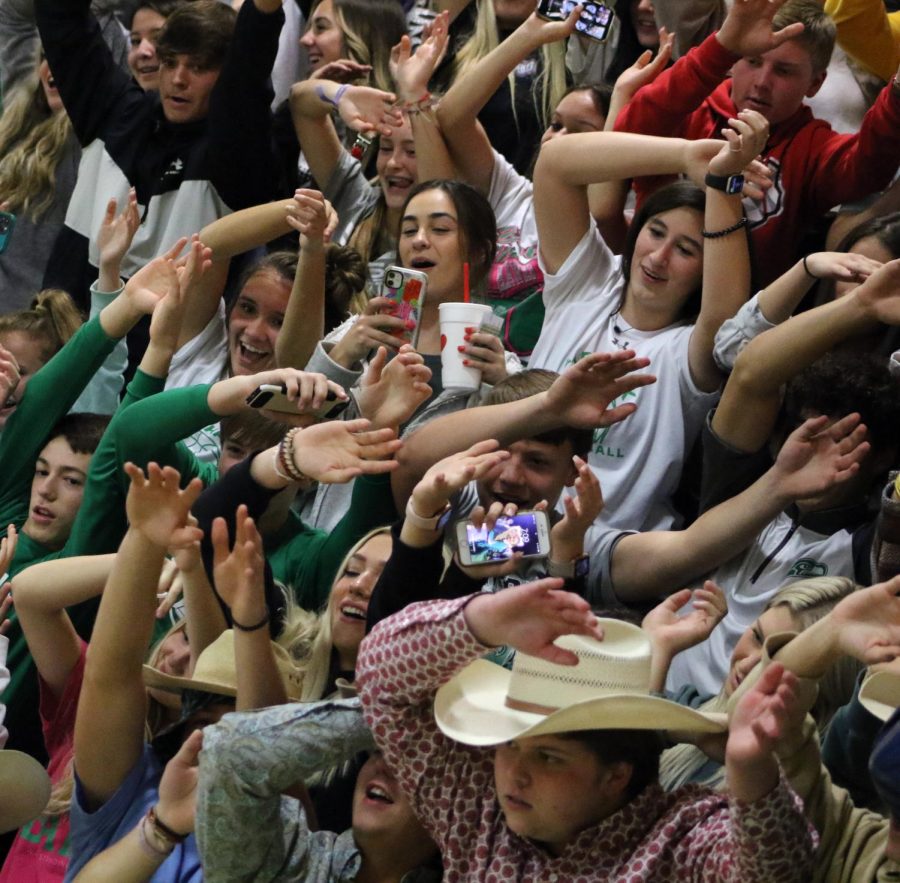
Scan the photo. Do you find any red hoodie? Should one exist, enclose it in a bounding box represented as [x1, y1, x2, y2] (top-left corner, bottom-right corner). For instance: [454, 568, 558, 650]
[615, 33, 900, 285]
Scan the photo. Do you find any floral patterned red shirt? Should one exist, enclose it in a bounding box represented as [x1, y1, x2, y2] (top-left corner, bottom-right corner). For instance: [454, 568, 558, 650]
[357, 596, 817, 883]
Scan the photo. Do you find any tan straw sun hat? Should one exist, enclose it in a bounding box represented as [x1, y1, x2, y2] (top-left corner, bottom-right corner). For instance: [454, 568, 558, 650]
[0, 749, 51, 833]
[435, 618, 727, 746]
[143, 629, 305, 701]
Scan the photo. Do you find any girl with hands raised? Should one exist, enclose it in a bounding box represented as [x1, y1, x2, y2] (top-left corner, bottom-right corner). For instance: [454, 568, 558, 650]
[530, 110, 767, 534]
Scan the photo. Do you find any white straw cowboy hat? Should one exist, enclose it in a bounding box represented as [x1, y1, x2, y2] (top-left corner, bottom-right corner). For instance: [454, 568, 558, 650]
[435, 618, 727, 746]
[860, 669, 900, 722]
[143, 629, 305, 701]
[0, 749, 51, 833]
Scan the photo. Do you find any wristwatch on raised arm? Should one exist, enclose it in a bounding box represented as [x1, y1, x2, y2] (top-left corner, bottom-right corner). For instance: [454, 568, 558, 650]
[704, 172, 745, 194]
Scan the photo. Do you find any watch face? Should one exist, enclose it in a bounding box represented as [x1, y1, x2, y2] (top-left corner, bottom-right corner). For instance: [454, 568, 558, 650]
[725, 176, 744, 195]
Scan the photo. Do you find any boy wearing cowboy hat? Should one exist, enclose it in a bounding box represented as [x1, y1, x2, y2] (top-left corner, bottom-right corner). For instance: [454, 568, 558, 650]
[356, 579, 816, 881]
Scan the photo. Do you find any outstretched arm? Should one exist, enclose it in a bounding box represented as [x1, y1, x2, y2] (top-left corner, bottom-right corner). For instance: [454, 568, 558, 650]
[610, 413, 870, 601]
[12, 550, 114, 698]
[688, 110, 768, 392]
[534, 130, 724, 273]
[275, 190, 329, 370]
[392, 350, 656, 509]
[436, 8, 580, 192]
[73, 464, 202, 810]
[713, 258, 900, 453]
[390, 13, 455, 182]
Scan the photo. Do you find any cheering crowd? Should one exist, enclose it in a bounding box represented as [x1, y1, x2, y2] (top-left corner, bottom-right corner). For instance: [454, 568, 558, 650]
[1, 0, 900, 878]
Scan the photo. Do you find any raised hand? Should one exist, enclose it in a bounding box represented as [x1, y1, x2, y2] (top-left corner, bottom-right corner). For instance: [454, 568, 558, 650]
[543, 350, 656, 430]
[726, 662, 800, 765]
[212, 368, 347, 421]
[612, 28, 674, 104]
[211, 505, 266, 626]
[800, 251, 884, 283]
[356, 344, 433, 431]
[706, 109, 769, 177]
[310, 58, 372, 83]
[0, 346, 20, 412]
[716, 0, 805, 59]
[97, 189, 140, 281]
[642, 581, 728, 657]
[390, 11, 449, 101]
[156, 729, 203, 838]
[463, 578, 604, 664]
[285, 189, 329, 246]
[411, 439, 510, 515]
[853, 258, 900, 325]
[290, 418, 402, 483]
[551, 456, 603, 561]
[120, 238, 186, 318]
[124, 462, 204, 550]
[337, 84, 403, 137]
[830, 575, 900, 664]
[770, 413, 869, 501]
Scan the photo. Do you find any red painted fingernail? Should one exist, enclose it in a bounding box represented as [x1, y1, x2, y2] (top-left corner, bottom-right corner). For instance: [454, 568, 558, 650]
[465, 326, 476, 333]
[406, 320, 416, 329]
[457, 345, 466, 352]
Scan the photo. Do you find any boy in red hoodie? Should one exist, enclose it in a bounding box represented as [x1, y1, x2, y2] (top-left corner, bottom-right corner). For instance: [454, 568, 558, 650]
[615, 0, 900, 284]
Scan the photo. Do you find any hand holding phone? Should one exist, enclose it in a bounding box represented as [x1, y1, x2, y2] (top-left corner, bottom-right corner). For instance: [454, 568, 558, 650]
[246, 383, 350, 419]
[456, 509, 551, 566]
[380, 266, 428, 349]
[536, 0, 615, 42]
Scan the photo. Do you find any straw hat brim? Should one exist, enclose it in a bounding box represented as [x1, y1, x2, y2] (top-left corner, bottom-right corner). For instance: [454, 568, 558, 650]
[0, 750, 51, 833]
[859, 670, 900, 723]
[435, 659, 727, 747]
[142, 664, 236, 699]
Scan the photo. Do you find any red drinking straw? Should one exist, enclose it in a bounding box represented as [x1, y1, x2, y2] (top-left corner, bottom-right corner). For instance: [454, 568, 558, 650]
[463, 262, 470, 303]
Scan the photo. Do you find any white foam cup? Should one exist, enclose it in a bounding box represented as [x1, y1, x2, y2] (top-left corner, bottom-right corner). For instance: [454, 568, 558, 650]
[439, 302, 493, 391]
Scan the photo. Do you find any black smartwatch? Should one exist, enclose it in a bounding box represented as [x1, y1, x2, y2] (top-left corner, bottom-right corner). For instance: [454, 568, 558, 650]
[704, 172, 745, 194]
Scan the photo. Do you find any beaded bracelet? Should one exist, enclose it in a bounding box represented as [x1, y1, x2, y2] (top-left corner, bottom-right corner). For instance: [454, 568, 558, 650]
[276, 428, 309, 484]
[272, 447, 293, 483]
[700, 217, 747, 239]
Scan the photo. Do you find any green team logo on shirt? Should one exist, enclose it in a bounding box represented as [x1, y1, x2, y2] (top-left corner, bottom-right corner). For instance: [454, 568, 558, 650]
[787, 558, 828, 578]
[592, 390, 638, 459]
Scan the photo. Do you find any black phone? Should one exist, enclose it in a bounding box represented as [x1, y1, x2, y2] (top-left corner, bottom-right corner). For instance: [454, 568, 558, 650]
[245, 384, 350, 419]
[536, 0, 615, 42]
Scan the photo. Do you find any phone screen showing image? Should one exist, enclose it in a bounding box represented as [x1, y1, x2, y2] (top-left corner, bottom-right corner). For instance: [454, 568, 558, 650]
[465, 513, 544, 564]
[538, 0, 614, 41]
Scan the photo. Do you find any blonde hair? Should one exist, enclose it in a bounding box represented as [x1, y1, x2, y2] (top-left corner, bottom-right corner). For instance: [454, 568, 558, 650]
[0, 68, 72, 220]
[0, 289, 83, 362]
[277, 527, 392, 700]
[659, 576, 861, 792]
[346, 191, 395, 271]
[450, 0, 566, 134]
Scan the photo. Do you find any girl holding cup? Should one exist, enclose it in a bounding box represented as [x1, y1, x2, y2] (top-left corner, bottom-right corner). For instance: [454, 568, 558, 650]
[309, 179, 522, 395]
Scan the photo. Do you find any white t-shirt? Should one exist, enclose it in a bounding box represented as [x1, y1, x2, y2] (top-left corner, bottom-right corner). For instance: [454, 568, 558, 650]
[165, 301, 228, 463]
[529, 223, 718, 534]
[665, 512, 857, 696]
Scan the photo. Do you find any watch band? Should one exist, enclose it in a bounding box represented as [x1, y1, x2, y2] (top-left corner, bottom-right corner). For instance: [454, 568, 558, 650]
[704, 172, 745, 195]
[404, 498, 451, 532]
[546, 555, 590, 579]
